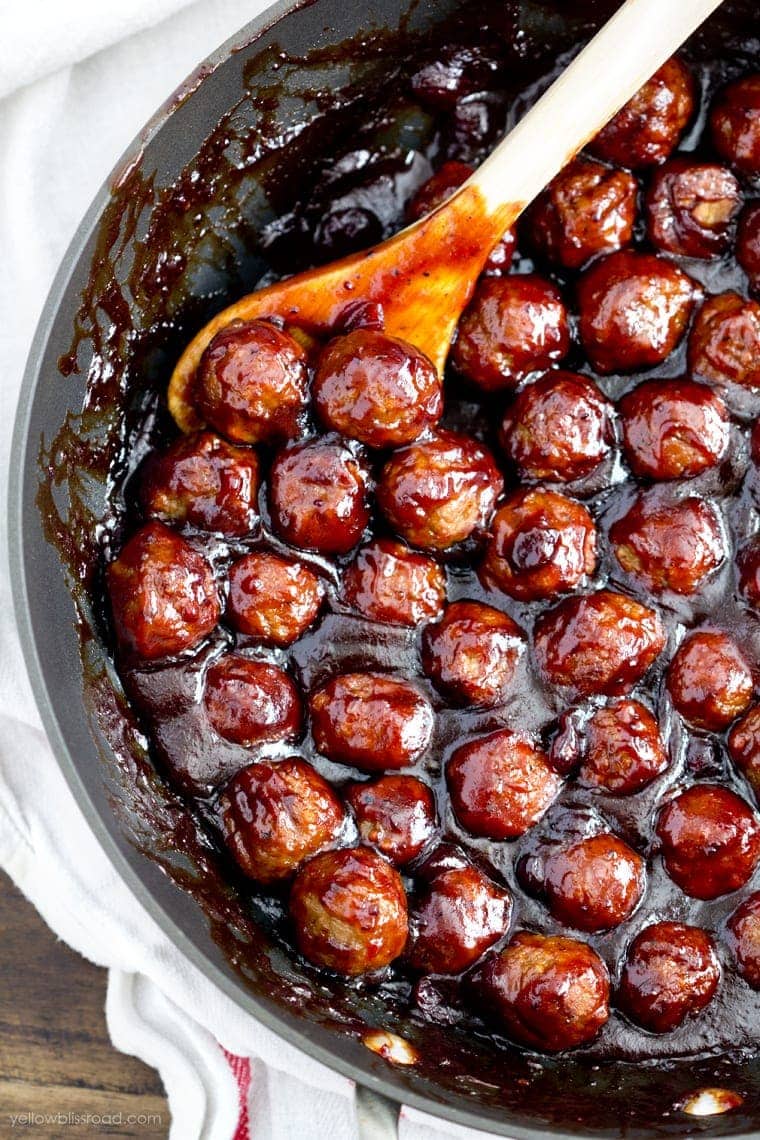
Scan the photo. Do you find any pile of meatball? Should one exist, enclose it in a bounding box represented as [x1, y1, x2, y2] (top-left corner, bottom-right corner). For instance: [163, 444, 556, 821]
[107, 56, 760, 1055]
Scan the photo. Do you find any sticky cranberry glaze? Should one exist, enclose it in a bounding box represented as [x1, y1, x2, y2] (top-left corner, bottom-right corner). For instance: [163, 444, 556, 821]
[102, 27, 760, 1065]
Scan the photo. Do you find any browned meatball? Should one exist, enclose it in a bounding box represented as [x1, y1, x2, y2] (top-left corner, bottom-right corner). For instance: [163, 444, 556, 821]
[499, 372, 612, 484]
[204, 655, 302, 747]
[619, 378, 729, 481]
[667, 630, 753, 730]
[710, 75, 760, 179]
[687, 292, 760, 390]
[577, 251, 699, 374]
[533, 590, 665, 697]
[526, 158, 638, 269]
[421, 601, 525, 706]
[726, 892, 760, 987]
[729, 704, 760, 803]
[406, 864, 511, 974]
[310, 672, 434, 771]
[738, 203, 760, 293]
[219, 758, 344, 883]
[269, 437, 371, 555]
[479, 489, 596, 602]
[452, 275, 570, 392]
[656, 784, 760, 899]
[472, 932, 610, 1052]
[312, 330, 442, 449]
[139, 432, 260, 537]
[289, 847, 407, 975]
[618, 922, 720, 1033]
[376, 430, 502, 551]
[195, 319, 309, 444]
[346, 775, 436, 865]
[107, 521, 220, 660]
[738, 537, 760, 609]
[645, 160, 742, 259]
[540, 833, 645, 932]
[226, 552, 324, 646]
[341, 539, 446, 627]
[588, 57, 695, 168]
[580, 700, 668, 795]
[406, 162, 516, 270]
[610, 493, 725, 596]
[446, 729, 562, 840]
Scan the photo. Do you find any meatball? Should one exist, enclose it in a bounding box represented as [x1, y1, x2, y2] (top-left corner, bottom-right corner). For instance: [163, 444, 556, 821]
[107, 521, 220, 659]
[446, 729, 562, 840]
[580, 700, 668, 795]
[618, 922, 720, 1033]
[203, 655, 302, 747]
[421, 601, 525, 706]
[499, 372, 612, 484]
[728, 704, 760, 797]
[226, 552, 324, 646]
[376, 430, 502, 551]
[346, 775, 436, 865]
[452, 275, 570, 392]
[195, 319, 308, 444]
[737, 203, 760, 293]
[588, 57, 695, 168]
[577, 251, 699, 374]
[656, 784, 760, 899]
[710, 74, 760, 179]
[410, 44, 501, 111]
[341, 538, 446, 627]
[533, 589, 665, 697]
[310, 672, 434, 771]
[610, 493, 725, 596]
[687, 292, 760, 390]
[269, 437, 371, 555]
[406, 162, 516, 270]
[138, 431, 260, 537]
[738, 537, 760, 608]
[526, 158, 638, 270]
[479, 489, 596, 602]
[539, 833, 645, 932]
[312, 330, 442, 449]
[619, 378, 729, 481]
[645, 159, 742, 259]
[726, 892, 760, 987]
[406, 863, 511, 974]
[471, 932, 610, 1052]
[667, 630, 753, 730]
[289, 847, 407, 975]
[219, 757, 344, 883]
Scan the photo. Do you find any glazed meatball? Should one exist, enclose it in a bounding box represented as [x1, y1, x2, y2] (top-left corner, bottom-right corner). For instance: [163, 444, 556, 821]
[421, 601, 525, 706]
[619, 378, 729, 480]
[310, 672, 434, 771]
[726, 892, 760, 987]
[533, 590, 665, 697]
[226, 552, 324, 646]
[526, 158, 638, 270]
[539, 833, 645, 932]
[656, 784, 760, 899]
[107, 521, 220, 659]
[452, 275, 570, 392]
[204, 655, 302, 747]
[138, 432, 260, 537]
[728, 704, 760, 797]
[577, 251, 699, 374]
[376, 430, 502, 551]
[195, 319, 309, 444]
[687, 292, 760, 390]
[269, 437, 371, 555]
[618, 922, 720, 1033]
[219, 758, 344, 884]
[645, 159, 742, 259]
[312, 330, 442, 449]
[580, 700, 668, 795]
[737, 203, 760, 293]
[406, 162, 516, 270]
[480, 489, 596, 602]
[406, 863, 511, 974]
[588, 57, 695, 168]
[472, 932, 610, 1052]
[610, 493, 725, 595]
[667, 630, 753, 730]
[410, 43, 501, 110]
[341, 539, 446, 627]
[346, 775, 436, 865]
[499, 372, 612, 484]
[738, 537, 760, 608]
[446, 729, 562, 840]
[289, 847, 408, 975]
[710, 74, 760, 179]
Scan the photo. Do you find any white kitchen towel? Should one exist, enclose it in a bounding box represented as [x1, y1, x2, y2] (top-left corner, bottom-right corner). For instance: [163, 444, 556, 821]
[0, 3, 497, 1139]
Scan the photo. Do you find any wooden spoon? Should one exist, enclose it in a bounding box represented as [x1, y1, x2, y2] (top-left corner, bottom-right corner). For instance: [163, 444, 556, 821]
[168, 0, 724, 432]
